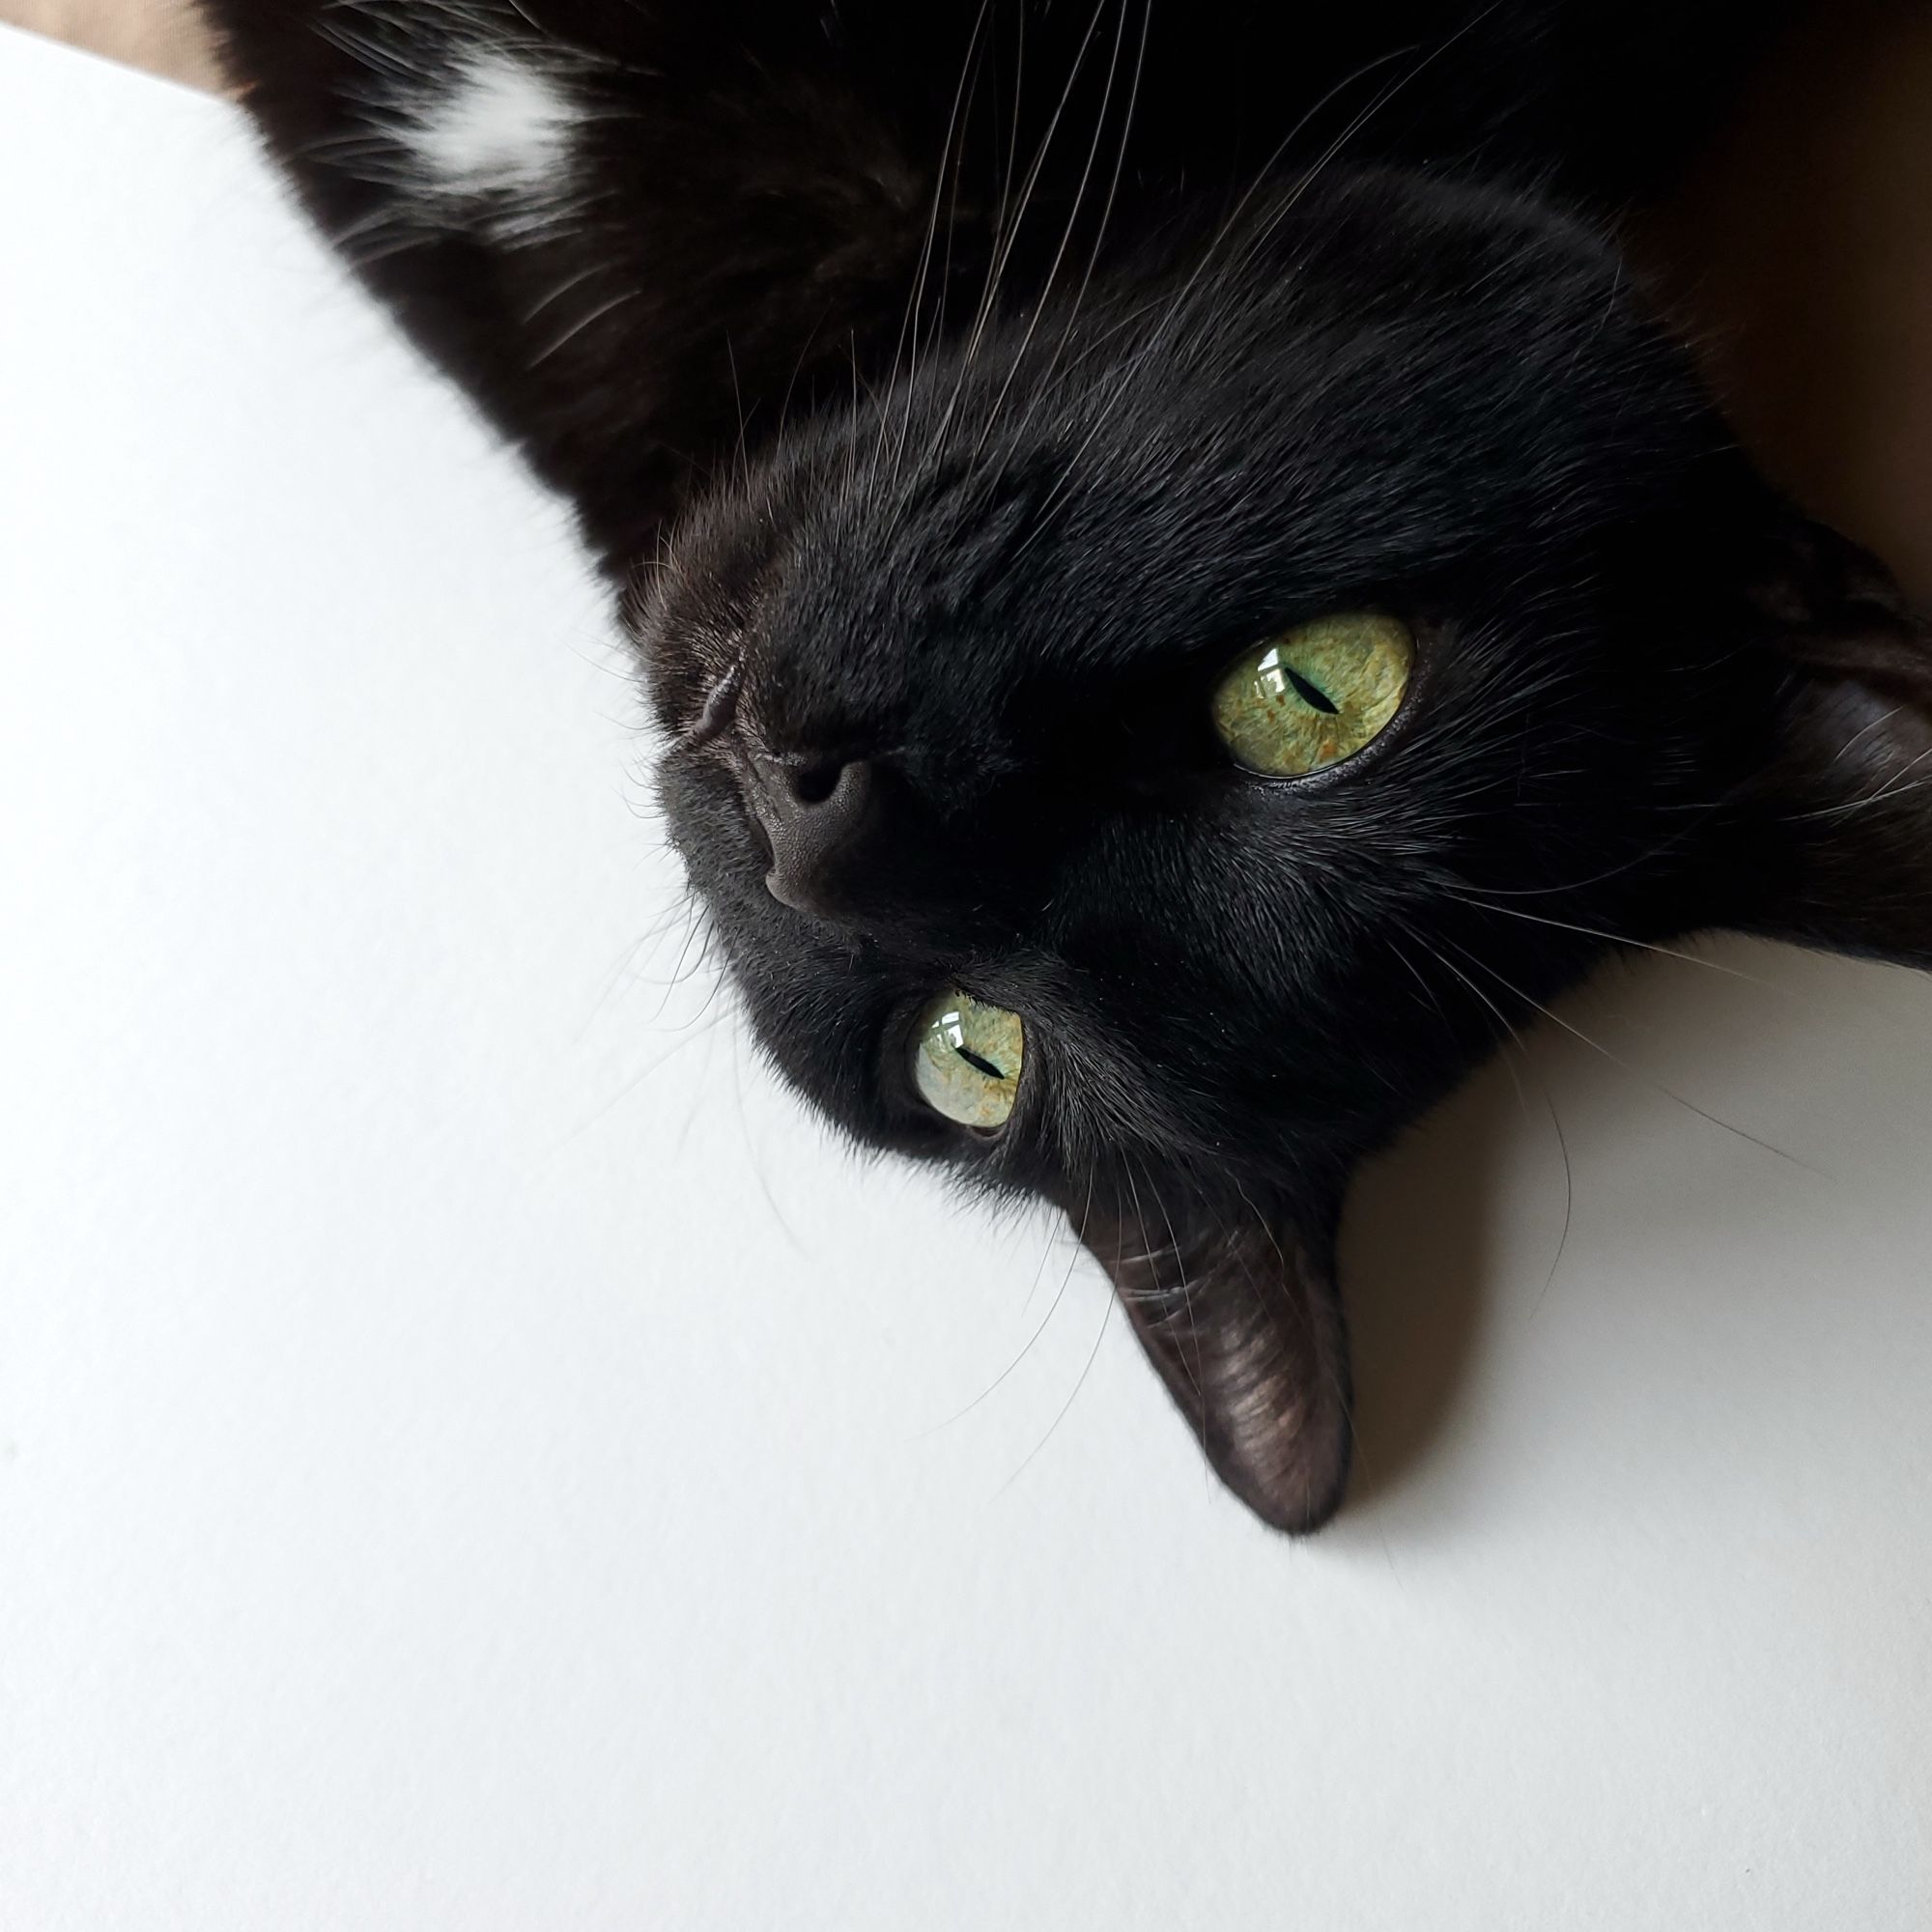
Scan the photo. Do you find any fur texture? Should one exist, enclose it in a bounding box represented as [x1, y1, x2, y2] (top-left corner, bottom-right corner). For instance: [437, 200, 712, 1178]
[201, 0, 1929, 1533]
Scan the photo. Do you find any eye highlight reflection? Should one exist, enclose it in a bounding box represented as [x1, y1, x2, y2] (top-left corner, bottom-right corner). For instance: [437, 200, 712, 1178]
[912, 991, 1025, 1129]
[1211, 612, 1414, 776]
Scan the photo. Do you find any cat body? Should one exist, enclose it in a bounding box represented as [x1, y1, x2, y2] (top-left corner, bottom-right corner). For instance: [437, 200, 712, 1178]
[203, 0, 1930, 1531]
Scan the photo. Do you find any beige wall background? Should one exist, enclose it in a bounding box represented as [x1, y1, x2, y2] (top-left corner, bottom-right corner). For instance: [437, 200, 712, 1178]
[0, 0, 221, 88]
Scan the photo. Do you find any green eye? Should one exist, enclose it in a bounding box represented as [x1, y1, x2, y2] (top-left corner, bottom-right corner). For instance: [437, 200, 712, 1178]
[912, 991, 1025, 1129]
[1210, 612, 1414, 776]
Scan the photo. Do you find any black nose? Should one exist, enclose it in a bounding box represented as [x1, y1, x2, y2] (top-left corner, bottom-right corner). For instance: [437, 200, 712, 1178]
[744, 753, 877, 915]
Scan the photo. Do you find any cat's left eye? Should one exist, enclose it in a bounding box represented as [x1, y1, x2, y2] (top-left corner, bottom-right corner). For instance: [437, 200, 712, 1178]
[912, 991, 1024, 1129]
[1211, 611, 1414, 776]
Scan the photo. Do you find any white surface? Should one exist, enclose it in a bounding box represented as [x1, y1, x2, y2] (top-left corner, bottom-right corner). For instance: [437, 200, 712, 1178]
[3, 28, 1930, 1929]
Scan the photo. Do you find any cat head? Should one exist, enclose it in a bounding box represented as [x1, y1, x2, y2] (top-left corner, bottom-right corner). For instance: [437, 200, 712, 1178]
[634, 170, 1932, 1531]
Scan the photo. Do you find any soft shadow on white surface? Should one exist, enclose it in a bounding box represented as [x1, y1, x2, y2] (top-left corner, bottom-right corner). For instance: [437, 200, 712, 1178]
[1340, 936, 1932, 1542]
[3, 28, 1928, 1932]
[1342, 1049, 1504, 1513]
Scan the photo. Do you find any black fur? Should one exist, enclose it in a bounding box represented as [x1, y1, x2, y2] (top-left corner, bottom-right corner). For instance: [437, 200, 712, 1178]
[201, 0, 1929, 1532]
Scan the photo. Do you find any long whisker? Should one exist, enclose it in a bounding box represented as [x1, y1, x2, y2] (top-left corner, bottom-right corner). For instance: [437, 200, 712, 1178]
[1000, 48, 1421, 545]
[1790, 737, 1932, 821]
[1005, 4, 1507, 560]
[1445, 939, 1819, 1171]
[986, 0, 1154, 480]
[970, 0, 1136, 463]
[1392, 931, 1575, 1310]
[959, 0, 1115, 370]
[994, 1285, 1114, 1500]
[881, 0, 992, 479]
[1438, 888, 1779, 987]
[1529, 1080, 1575, 1318]
[915, 1208, 1087, 1437]
[526, 285, 649, 368]
[1398, 932, 1537, 1127]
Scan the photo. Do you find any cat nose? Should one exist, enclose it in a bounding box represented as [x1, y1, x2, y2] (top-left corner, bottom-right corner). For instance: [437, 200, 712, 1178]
[744, 753, 878, 914]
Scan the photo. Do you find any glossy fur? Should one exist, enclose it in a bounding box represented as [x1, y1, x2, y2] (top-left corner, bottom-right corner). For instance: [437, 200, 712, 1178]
[202, 0, 1928, 1532]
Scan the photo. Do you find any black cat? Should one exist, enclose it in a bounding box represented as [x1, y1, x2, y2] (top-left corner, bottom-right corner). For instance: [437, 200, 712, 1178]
[201, 1, 1929, 1531]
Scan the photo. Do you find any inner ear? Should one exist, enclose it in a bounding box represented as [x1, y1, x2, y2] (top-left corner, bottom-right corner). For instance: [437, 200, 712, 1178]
[1077, 1196, 1353, 1535]
[1737, 515, 1932, 967]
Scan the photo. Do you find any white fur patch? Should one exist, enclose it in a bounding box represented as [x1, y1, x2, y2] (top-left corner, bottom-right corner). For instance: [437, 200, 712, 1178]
[387, 49, 583, 237]
[404, 51, 580, 197]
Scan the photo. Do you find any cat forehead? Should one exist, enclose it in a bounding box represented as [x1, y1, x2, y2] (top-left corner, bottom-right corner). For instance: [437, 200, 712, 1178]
[763, 265, 1692, 625]
[711, 393, 1648, 703]
[650, 171, 1714, 753]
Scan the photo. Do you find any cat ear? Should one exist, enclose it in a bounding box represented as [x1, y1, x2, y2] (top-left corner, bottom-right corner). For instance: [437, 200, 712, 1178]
[1737, 518, 1932, 966]
[1077, 1198, 1352, 1534]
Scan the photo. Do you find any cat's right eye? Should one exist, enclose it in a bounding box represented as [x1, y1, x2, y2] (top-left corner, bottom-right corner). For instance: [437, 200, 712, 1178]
[1211, 612, 1414, 776]
[912, 991, 1025, 1129]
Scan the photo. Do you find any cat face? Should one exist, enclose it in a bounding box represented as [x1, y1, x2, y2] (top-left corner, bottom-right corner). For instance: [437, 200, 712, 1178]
[203, 0, 1900, 1533]
[636, 171, 1932, 1531]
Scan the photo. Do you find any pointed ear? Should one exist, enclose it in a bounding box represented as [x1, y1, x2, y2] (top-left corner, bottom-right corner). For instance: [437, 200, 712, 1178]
[1739, 518, 1932, 965]
[1078, 1200, 1352, 1535]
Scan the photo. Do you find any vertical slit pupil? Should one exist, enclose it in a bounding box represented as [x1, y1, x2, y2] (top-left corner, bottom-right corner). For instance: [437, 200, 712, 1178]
[956, 1047, 1006, 1080]
[1285, 667, 1339, 715]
